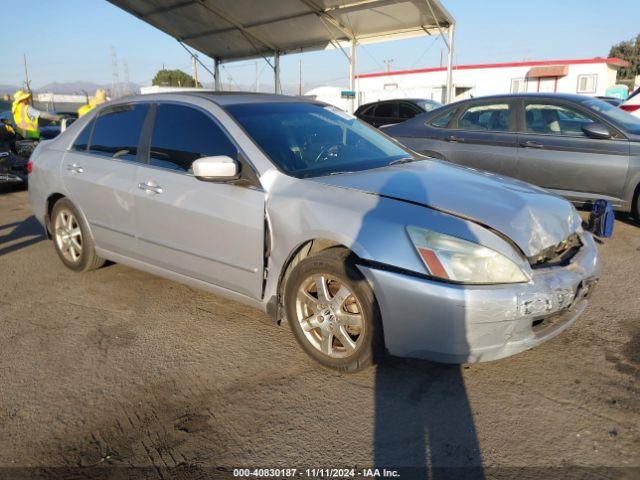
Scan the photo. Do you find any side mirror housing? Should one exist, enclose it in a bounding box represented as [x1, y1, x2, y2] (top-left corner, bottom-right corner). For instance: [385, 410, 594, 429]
[192, 155, 240, 181]
[582, 122, 611, 140]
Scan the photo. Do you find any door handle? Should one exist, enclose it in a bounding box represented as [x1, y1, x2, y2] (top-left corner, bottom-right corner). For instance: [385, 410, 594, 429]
[66, 163, 84, 173]
[445, 135, 463, 143]
[520, 140, 544, 149]
[138, 182, 163, 194]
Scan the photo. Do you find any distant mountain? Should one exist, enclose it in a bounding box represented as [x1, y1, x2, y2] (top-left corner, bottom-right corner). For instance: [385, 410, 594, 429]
[37, 81, 141, 95]
[0, 85, 21, 96]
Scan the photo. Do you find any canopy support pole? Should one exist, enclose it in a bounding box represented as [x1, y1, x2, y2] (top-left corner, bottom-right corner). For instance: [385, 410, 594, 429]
[349, 38, 357, 113]
[214, 58, 221, 91]
[445, 23, 455, 103]
[274, 51, 281, 94]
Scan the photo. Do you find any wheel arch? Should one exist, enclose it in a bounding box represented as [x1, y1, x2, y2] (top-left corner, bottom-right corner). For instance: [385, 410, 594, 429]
[46, 193, 96, 242]
[269, 238, 358, 324]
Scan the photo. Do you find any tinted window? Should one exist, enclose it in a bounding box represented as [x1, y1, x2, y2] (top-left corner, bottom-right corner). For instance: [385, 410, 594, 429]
[71, 119, 93, 151]
[458, 103, 511, 131]
[581, 98, 640, 135]
[89, 104, 149, 161]
[399, 102, 421, 119]
[374, 103, 394, 118]
[525, 104, 594, 136]
[149, 104, 237, 172]
[226, 103, 411, 178]
[429, 109, 455, 128]
[359, 105, 375, 116]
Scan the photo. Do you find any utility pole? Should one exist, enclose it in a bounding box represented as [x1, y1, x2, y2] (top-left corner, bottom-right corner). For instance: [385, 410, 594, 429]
[110, 46, 120, 99]
[23, 53, 33, 104]
[298, 58, 303, 96]
[192, 54, 199, 87]
[383, 58, 394, 73]
[255, 61, 259, 92]
[122, 59, 131, 96]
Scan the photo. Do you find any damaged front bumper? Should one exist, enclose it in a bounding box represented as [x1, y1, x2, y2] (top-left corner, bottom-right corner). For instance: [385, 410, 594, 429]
[359, 232, 599, 363]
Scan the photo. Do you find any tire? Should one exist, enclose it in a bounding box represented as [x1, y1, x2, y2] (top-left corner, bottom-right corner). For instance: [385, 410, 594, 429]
[632, 186, 640, 219]
[51, 198, 105, 272]
[284, 248, 384, 372]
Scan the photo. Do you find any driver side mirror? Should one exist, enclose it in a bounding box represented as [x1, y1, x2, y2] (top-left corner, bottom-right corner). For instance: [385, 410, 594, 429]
[192, 155, 240, 181]
[582, 122, 611, 140]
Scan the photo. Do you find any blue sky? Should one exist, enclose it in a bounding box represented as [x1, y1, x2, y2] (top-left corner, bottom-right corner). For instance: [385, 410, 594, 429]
[1, 0, 638, 92]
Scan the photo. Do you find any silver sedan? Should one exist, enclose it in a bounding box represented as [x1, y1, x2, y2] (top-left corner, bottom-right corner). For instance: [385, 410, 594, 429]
[28, 92, 599, 371]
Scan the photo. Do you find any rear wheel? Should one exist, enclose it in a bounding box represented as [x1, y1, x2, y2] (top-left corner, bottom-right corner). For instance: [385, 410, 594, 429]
[51, 198, 105, 272]
[284, 248, 383, 372]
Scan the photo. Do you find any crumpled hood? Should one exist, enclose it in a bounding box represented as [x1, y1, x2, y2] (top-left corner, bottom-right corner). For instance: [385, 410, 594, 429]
[310, 160, 582, 257]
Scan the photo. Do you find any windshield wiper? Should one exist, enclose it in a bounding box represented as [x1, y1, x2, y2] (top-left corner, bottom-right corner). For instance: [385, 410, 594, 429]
[388, 157, 416, 166]
[328, 170, 354, 176]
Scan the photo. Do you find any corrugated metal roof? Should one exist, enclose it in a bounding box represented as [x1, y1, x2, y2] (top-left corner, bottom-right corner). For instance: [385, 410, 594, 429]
[107, 0, 454, 62]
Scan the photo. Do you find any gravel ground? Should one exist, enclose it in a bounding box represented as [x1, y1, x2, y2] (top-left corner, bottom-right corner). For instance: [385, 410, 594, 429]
[0, 187, 638, 479]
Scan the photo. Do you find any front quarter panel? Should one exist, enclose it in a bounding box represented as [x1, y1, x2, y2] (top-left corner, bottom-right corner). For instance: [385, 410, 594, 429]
[262, 170, 530, 305]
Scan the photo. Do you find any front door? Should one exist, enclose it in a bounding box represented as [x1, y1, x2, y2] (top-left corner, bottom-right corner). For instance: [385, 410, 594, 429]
[515, 101, 629, 205]
[61, 103, 150, 257]
[133, 103, 265, 299]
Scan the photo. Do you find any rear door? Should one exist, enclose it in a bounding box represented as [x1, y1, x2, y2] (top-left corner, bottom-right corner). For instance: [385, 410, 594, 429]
[515, 100, 629, 204]
[61, 103, 150, 257]
[133, 102, 265, 299]
[438, 100, 519, 178]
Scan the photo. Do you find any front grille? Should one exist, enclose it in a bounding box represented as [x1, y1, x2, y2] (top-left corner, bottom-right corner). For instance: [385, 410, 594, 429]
[529, 233, 582, 269]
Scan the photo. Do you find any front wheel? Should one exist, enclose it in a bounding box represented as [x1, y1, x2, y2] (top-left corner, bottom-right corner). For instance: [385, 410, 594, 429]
[284, 249, 384, 372]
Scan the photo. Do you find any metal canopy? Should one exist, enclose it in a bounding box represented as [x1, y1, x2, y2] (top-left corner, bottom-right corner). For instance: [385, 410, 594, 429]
[108, 0, 456, 107]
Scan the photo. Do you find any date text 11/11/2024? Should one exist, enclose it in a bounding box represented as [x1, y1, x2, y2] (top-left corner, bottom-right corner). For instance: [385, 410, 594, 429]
[232, 468, 400, 478]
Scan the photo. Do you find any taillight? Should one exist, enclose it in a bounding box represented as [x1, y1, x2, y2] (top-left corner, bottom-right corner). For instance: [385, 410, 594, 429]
[26, 161, 33, 174]
[620, 104, 640, 113]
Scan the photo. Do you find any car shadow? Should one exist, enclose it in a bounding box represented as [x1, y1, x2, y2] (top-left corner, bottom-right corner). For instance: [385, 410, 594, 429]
[614, 212, 640, 228]
[0, 215, 46, 256]
[374, 358, 484, 479]
[348, 167, 485, 478]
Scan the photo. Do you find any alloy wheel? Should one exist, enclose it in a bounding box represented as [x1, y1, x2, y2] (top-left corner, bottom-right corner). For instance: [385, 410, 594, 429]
[295, 274, 365, 358]
[54, 209, 83, 263]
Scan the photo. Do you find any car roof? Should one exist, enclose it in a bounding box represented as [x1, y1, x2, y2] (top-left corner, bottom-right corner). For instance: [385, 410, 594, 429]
[443, 92, 596, 109]
[109, 91, 321, 107]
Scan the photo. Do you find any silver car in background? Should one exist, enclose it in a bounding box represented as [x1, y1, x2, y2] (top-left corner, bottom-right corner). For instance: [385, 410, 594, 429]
[28, 92, 599, 371]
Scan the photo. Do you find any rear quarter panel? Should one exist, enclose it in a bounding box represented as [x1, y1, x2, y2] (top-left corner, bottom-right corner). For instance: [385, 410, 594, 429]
[623, 141, 640, 206]
[28, 141, 67, 227]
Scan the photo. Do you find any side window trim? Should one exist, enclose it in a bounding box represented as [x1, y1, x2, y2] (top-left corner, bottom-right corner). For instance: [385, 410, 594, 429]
[450, 101, 516, 133]
[69, 117, 96, 152]
[142, 100, 262, 187]
[427, 107, 458, 129]
[520, 100, 624, 139]
[84, 102, 152, 163]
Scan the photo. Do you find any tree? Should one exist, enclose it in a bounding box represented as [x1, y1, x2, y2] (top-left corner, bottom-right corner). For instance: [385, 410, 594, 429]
[152, 69, 201, 88]
[608, 34, 640, 81]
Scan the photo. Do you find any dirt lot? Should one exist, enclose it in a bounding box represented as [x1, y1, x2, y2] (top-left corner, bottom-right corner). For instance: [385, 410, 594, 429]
[0, 187, 638, 479]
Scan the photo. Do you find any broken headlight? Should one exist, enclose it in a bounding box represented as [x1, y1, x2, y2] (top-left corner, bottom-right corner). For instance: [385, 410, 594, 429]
[406, 226, 530, 284]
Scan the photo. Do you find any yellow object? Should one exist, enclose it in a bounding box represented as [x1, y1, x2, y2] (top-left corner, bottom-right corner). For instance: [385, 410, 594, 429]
[12, 91, 39, 139]
[13, 90, 31, 103]
[77, 103, 95, 117]
[78, 89, 108, 117]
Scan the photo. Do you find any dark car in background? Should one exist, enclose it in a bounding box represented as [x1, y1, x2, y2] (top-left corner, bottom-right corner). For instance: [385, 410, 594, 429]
[385, 93, 640, 218]
[0, 123, 28, 188]
[355, 98, 441, 128]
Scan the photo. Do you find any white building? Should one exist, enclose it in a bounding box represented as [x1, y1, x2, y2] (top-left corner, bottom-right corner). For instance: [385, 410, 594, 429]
[353, 57, 629, 106]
